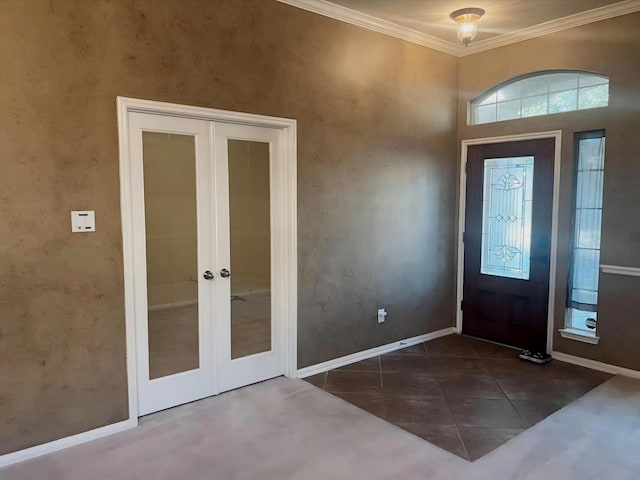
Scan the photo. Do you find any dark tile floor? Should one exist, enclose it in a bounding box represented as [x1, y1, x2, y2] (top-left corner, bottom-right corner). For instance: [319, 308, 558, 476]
[303, 334, 612, 461]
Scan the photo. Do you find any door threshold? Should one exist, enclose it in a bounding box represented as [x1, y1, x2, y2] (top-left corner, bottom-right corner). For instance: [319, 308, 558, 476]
[459, 333, 522, 351]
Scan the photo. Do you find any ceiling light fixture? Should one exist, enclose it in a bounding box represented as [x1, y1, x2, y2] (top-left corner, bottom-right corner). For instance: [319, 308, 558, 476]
[450, 7, 485, 47]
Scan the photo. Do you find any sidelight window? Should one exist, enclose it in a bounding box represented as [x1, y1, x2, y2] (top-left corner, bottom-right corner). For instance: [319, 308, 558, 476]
[564, 131, 606, 339]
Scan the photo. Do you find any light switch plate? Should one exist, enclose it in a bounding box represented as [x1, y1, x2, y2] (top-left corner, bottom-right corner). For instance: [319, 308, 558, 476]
[71, 211, 96, 232]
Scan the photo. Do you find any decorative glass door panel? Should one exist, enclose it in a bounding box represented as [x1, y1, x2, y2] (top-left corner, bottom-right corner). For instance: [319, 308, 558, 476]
[480, 156, 534, 280]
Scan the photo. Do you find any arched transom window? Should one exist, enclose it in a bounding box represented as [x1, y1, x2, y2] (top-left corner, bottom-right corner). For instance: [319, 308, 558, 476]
[470, 70, 609, 125]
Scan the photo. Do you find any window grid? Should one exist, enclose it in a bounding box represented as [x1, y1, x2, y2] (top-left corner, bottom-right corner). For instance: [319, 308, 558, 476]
[471, 72, 609, 125]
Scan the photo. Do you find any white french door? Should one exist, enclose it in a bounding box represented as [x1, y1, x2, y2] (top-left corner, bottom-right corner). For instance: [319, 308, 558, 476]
[128, 112, 285, 416]
[130, 112, 216, 415]
[214, 123, 284, 392]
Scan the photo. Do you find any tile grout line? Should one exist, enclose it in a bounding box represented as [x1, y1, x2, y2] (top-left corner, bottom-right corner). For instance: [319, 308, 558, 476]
[492, 374, 530, 428]
[454, 424, 472, 462]
[438, 341, 521, 460]
[478, 353, 538, 429]
[428, 349, 470, 459]
[308, 336, 572, 461]
[378, 355, 387, 420]
[438, 376, 471, 462]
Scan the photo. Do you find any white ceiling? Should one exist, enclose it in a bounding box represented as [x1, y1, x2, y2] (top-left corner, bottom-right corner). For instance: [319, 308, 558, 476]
[329, 0, 623, 42]
[277, 0, 640, 56]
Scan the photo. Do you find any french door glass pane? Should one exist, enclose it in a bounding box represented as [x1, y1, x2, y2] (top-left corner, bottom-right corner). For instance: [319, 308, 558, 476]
[481, 156, 534, 280]
[143, 132, 200, 379]
[228, 140, 272, 359]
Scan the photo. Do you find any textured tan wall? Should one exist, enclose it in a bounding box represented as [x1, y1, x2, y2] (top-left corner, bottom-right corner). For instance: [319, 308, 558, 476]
[457, 13, 640, 370]
[0, 0, 458, 453]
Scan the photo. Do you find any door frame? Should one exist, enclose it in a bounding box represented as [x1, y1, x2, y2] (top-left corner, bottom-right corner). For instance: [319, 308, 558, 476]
[117, 97, 298, 420]
[456, 131, 562, 354]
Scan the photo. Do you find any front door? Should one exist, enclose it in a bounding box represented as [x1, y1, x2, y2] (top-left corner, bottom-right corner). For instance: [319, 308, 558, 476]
[129, 112, 285, 415]
[462, 138, 555, 350]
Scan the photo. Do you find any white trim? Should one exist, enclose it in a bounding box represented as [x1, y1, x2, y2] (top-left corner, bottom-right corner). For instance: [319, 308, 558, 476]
[276, 0, 640, 58]
[0, 419, 137, 468]
[456, 131, 562, 354]
[559, 328, 600, 345]
[601, 264, 640, 277]
[552, 351, 640, 379]
[296, 328, 455, 378]
[275, 0, 460, 56]
[116, 97, 298, 416]
[119, 97, 297, 128]
[459, 0, 640, 57]
[116, 97, 139, 433]
[283, 117, 298, 379]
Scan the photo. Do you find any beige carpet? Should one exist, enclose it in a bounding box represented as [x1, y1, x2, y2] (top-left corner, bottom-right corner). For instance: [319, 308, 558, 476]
[3, 374, 639, 479]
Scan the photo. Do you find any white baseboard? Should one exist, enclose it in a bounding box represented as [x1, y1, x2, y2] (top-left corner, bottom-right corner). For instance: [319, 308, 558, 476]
[0, 418, 138, 468]
[552, 351, 640, 379]
[297, 327, 456, 378]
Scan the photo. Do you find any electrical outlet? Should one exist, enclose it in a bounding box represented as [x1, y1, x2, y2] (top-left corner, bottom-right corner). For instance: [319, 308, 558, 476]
[377, 308, 387, 324]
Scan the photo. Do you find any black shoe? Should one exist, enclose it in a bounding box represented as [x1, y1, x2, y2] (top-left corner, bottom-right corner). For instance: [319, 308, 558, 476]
[518, 349, 552, 364]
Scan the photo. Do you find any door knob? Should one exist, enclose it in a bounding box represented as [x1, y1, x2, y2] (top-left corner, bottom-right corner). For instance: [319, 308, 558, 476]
[203, 270, 215, 280]
[220, 268, 231, 278]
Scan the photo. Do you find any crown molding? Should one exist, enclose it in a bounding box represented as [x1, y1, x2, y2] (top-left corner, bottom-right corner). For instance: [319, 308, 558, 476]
[460, 0, 640, 56]
[275, 0, 462, 56]
[276, 0, 640, 58]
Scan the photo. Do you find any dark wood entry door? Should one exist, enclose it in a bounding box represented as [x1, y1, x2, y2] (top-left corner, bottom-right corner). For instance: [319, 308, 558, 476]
[462, 138, 555, 351]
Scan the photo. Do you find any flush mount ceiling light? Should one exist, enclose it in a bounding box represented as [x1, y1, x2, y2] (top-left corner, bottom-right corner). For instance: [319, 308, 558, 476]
[450, 7, 485, 47]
